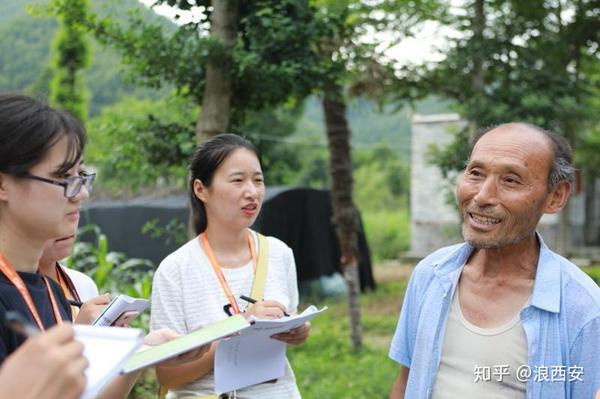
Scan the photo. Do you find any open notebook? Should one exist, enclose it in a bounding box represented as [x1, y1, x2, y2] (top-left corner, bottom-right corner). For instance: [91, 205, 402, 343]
[74, 325, 144, 399]
[122, 314, 250, 374]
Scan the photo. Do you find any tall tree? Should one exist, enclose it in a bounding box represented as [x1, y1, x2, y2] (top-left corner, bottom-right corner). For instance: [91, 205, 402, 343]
[196, 0, 239, 138]
[410, 0, 600, 253]
[88, 0, 320, 140]
[313, 0, 443, 349]
[49, 0, 91, 121]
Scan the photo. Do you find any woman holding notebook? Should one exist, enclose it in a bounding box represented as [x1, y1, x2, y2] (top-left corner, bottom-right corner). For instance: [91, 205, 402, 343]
[151, 134, 310, 398]
[0, 93, 207, 398]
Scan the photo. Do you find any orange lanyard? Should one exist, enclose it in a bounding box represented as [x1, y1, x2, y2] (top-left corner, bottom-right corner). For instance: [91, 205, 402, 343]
[56, 264, 80, 319]
[200, 231, 257, 315]
[0, 253, 63, 331]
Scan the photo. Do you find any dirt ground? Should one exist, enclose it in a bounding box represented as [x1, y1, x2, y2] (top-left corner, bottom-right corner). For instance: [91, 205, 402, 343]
[373, 260, 415, 283]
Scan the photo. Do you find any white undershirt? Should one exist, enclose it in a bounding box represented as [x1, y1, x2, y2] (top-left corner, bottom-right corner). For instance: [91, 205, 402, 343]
[431, 288, 528, 399]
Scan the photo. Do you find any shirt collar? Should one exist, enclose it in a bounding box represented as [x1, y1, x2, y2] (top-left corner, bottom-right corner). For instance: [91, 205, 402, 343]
[431, 232, 561, 313]
[529, 232, 561, 313]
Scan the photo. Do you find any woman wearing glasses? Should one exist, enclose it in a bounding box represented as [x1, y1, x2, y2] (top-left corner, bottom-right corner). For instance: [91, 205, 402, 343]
[0, 93, 208, 398]
[151, 134, 310, 398]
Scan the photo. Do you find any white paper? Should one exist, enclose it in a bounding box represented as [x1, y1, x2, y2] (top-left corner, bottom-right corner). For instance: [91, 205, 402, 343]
[214, 305, 327, 393]
[92, 295, 150, 327]
[74, 325, 144, 399]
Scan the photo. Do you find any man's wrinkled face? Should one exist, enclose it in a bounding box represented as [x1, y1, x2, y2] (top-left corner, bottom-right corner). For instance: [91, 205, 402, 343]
[456, 126, 555, 249]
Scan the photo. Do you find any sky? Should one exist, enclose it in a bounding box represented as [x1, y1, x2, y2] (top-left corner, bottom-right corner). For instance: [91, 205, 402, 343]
[137, 0, 451, 65]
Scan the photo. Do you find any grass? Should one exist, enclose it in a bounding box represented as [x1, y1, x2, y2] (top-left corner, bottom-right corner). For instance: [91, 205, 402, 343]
[131, 266, 411, 398]
[583, 265, 600, 285]
[362, 209, 410, 262]
[289, 273, 409, 399]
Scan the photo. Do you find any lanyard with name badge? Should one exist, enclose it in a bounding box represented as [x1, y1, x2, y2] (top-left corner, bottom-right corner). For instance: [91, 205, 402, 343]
[0, 253, 63, 330]
[200, 231, 257, 315]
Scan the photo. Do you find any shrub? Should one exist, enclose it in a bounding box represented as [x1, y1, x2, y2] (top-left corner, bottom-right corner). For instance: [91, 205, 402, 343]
[362, 209, 410, 262]
[583, 266, 600, 286]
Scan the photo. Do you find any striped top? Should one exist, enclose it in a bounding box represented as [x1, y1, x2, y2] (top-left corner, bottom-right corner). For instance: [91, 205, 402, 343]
[151, 231, 301, 398]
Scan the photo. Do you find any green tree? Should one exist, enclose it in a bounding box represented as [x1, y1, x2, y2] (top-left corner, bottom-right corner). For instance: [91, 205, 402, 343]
[407, 0, 600, 253]
[311, 0, 442, 349]
[88, 0, 320, 140]
[49, 0, 91, 121]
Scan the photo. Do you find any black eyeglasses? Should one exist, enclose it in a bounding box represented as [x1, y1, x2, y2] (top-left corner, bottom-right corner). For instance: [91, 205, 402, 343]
[19, 172, 96, 199]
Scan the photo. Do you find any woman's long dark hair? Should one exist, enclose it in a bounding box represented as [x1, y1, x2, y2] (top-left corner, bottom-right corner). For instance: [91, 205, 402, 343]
[188, 133, 261, 234]
[0, 93, 86, 176]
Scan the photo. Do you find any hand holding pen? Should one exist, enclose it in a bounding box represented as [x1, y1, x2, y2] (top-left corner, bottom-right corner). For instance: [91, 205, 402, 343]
[1, 312, 88, 399]
[70, 293, 111, 325]
[239, 295, 290, 319]
[238, 296, 310, 345]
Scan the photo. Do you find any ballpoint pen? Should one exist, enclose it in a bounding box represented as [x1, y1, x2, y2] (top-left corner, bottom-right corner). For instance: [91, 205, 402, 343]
[4, 311, 40, 337]
[239, 295, 290, 317]
[68, 299, 83, 308]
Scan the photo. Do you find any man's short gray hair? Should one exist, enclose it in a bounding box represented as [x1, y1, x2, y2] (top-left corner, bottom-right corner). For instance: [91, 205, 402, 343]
[468, 123, 576, 192]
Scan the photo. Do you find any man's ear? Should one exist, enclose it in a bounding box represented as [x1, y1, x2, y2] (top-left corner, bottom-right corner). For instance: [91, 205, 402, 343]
[544, 181, 571, 214]
[193, 179, 207, 203]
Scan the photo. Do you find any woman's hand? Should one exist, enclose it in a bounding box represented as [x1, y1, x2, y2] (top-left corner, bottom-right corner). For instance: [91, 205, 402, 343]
[74, 293, 111, 325]
[271, 322, 311, 345]
[243, 299, 287, 320]
[141, 328, 210, 368]
[112, 311, 139, 328]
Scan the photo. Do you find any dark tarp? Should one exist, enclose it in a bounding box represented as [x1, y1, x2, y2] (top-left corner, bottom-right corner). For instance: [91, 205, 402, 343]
[254, 187, 376, 292]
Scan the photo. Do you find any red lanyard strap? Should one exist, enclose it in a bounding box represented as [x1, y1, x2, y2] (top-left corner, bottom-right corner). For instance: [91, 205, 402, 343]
[200, 231, 257, 315]
[0, 253, 63, 331]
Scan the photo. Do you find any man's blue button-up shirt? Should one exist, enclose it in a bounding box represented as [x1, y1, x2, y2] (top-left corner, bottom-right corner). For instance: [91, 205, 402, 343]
[389, 234, 600, 398]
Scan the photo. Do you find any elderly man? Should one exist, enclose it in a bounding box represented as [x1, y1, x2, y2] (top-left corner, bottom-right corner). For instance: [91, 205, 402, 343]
[389, 123, 600, 398]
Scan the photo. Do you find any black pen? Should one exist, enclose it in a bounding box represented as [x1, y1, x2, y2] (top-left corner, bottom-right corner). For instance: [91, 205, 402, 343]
[239, 295, 290, 317]
[4, 311, 40, 337]
[68, 299, 83, 308]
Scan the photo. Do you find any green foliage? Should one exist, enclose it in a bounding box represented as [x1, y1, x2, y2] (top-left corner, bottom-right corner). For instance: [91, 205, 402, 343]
[49, 0, 91, 121]
[89, 0, 322, 121]
[352, 144, 411, 261]
[142, 218, 188, 247]
[401, 0, 600, 174]
[238, 103, 307, 186]
[354, 144, 409, 208]
[65, 224, 155, 299]
[0, 1, 170, 116]
[87, 93, 313, 190]
[86, 94, 197, 192]
[362, 209, 410, 262]
[583, 266, 600, 287]
[426, 125, 469, 179]
[0, 14, 56, 92]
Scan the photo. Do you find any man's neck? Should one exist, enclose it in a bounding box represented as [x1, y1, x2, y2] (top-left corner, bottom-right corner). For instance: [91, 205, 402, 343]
[0, 223, 44, 273]
[468, 234, 540, 280]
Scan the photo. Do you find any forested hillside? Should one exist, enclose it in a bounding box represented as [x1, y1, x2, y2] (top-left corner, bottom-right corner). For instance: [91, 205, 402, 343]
[0, 1, 447, 152]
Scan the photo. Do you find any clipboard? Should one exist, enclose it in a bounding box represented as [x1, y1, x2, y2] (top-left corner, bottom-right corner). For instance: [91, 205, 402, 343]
[121, 314, 251, 373]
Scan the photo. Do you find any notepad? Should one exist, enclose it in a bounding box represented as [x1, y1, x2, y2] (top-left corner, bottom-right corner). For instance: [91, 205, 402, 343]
[215, 305, 328, 393]
[121, 314, 251, 373]
[74, 324, 144, 399]
[92, 295, 150, 327]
